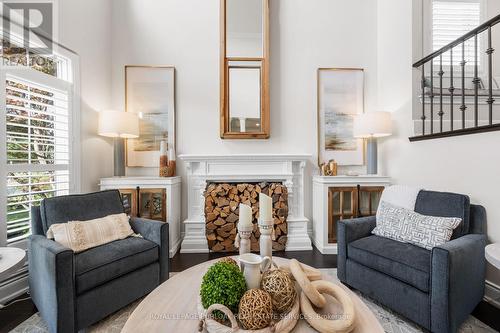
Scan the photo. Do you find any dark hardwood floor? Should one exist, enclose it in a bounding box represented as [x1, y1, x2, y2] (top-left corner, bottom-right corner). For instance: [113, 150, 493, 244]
[170, 246, 336, 272]
[1, 248, 499, 332]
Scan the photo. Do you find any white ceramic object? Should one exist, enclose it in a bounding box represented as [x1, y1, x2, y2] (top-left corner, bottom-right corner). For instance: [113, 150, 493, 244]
[239, 253, 271, 289]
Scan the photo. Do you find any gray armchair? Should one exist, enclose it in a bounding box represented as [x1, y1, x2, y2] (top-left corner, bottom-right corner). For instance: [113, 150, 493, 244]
[28, 190, 169, 333]
[337, 190, 486, 333]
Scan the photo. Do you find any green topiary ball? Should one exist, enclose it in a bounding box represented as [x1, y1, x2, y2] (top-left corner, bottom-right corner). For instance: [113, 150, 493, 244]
[200, 261, 247, 313]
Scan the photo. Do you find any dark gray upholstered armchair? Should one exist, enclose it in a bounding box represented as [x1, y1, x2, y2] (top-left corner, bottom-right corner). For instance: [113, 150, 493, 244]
[28, 190, 169, 333]
[337, 190, 486, 333]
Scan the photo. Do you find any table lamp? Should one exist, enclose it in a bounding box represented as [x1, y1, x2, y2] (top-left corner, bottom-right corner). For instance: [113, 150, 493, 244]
[98, 110, 139, 176]
[353, 111, 392, 175]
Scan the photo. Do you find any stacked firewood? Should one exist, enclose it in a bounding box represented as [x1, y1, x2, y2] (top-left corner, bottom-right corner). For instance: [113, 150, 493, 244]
[204, 182, 288, 252]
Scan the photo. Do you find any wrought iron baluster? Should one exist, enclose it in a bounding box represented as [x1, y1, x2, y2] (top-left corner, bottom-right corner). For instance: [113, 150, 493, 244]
[474, 34, 479, 127]
[487, 26, 495, 125]
[450, 48, 454, 131]
[421, 64, 426, 135]
[430, 61, 434, 134]
[460, 42, 467, 129]
[439, 54, 444, 132]
[409, 14, 500, 141]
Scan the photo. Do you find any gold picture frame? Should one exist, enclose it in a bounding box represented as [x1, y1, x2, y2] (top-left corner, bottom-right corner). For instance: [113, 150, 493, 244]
[220, 0, 270, 139]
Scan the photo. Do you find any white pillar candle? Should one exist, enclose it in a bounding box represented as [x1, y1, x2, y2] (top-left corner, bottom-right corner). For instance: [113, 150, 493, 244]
[168, 146, 176, 161]
[239, 204, 253, 228]
[160, 140, 168, 156]
[259, 193, 273, 221]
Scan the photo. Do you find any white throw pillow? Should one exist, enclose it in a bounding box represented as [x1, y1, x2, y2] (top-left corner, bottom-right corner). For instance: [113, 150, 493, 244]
[373, 201, 462, 250]
[47, 213, 136, 253]
[378, 185, 422, 211]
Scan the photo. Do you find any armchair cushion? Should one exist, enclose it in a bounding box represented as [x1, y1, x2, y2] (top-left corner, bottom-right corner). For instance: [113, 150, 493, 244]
[75, 237, 158, 294]
[40, 190, 124, 233]
[348, 235, 431, 292]
[415, 190, 470, 239]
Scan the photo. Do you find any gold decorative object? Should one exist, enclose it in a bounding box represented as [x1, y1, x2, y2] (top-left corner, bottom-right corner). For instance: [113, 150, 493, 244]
[320, 159, 338, 176]
[238, 289, 273, 330]
[218, 257, 238, 267]
[260, 269, 296, 313]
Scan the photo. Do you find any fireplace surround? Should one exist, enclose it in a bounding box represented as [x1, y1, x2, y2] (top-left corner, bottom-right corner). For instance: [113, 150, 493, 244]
[178, 154, 312, 253]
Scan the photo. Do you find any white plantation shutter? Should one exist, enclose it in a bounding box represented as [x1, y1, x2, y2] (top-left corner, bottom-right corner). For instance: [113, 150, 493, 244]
[2, 71, 72, 243]
[432, 0, 481, 65]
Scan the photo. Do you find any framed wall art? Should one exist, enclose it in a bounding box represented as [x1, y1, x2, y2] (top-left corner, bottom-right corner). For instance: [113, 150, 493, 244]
[125, 65, 175, 167]
[317, 68, 364, 166]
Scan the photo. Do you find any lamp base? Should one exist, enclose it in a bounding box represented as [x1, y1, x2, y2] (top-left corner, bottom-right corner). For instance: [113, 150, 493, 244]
[366, 138, 378, 175]
[114, 138, 125, 177]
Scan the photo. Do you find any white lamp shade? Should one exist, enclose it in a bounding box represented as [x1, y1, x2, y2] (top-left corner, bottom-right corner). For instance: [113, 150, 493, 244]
[353, 111, 392, 138]
[98, 110, 139, 139]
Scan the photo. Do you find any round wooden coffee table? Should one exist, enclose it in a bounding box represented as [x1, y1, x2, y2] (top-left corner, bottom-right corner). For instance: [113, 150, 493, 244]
[122, 257, 383, 333]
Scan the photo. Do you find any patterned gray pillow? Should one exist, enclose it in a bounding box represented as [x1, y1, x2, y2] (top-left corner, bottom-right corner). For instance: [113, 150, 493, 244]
[373, 201, 462, 250]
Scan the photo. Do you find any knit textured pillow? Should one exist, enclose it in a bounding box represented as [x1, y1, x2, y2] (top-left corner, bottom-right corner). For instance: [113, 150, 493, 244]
[374, 201, 461, 250]
[46, 213, 136, 253]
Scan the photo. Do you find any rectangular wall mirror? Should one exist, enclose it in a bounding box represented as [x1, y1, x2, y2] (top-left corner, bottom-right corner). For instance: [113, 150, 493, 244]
[220, 0, 269, 139]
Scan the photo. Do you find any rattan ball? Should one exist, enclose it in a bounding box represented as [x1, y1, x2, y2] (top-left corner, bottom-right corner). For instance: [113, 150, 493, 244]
[218, 257, 238, 267]
[261, 268, 297, 313]
[238, 289, 273, 330]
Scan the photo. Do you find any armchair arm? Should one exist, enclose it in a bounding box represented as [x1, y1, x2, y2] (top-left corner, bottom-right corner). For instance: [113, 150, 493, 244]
[130, 217, 169, 282]
[337, 216, 377, 283]
[431, 233, 486, 333]
[28, 235, 75, 333]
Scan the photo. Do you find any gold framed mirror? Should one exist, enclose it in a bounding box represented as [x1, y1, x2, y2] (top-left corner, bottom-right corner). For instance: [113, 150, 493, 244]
[220, 0, 270, 139]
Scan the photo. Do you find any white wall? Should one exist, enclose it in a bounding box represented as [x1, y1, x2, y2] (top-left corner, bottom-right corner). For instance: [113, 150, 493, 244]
[58, 0, 114, 193]
[378, 0, 500, 286]
[110, 0, 379, 222]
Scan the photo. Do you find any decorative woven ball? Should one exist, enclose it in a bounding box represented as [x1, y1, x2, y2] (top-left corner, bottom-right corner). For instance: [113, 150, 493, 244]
[218, 257, 238, 267]
[261, 269, 297, 313]
[238, 289, 273, 330]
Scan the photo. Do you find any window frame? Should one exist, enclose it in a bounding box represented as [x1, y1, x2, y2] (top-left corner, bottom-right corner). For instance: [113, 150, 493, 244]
[423, 0, 487, 76]
[0, 51, 80, 250]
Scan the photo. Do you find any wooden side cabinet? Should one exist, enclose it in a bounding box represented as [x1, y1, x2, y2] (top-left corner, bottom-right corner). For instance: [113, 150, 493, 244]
[100, 176, 181, 257]
[313, 176, 391, 254]
[327, 186, 385, 243]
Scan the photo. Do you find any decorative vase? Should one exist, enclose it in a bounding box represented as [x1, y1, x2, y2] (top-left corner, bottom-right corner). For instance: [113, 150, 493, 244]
[239, 253, 271, 289]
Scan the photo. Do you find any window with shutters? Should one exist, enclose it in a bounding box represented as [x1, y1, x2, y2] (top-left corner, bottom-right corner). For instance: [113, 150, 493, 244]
[0, 39, 79, 247]
[4, 75, 70, 243]
[426, 0, 484, 68]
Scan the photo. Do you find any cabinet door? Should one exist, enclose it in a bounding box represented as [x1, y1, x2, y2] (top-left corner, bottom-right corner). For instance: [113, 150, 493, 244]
[138, 188, 166, 222]
[357, 186, 384, 217]
[118, 189, 137, 217]
[328, 187, 357, 243]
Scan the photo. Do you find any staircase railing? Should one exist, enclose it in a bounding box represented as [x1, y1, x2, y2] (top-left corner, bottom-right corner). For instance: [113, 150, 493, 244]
[410, 13, 500, 142]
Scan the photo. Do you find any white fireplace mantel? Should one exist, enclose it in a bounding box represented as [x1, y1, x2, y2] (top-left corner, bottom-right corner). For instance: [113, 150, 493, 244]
[178, 154, 312, 253]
